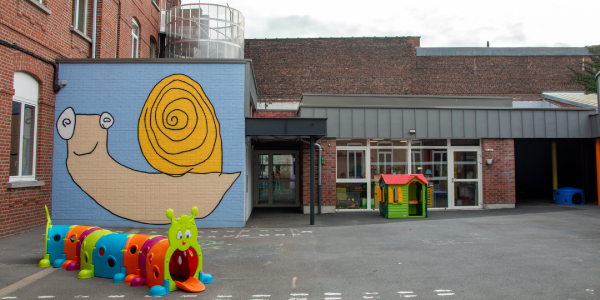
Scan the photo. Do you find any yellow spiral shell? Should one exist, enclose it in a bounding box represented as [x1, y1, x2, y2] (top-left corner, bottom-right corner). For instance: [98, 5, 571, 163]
[139, 74, 222, 175]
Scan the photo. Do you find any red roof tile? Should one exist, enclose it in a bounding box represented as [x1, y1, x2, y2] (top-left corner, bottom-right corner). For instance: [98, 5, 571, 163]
[380, 174, 428, 185]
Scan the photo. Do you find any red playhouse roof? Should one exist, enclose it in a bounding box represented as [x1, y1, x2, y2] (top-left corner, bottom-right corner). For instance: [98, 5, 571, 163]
[380, 174, 428, 185]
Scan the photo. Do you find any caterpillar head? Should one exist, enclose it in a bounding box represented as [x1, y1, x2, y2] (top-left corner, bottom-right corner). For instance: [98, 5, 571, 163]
[166, 207, 198, 251]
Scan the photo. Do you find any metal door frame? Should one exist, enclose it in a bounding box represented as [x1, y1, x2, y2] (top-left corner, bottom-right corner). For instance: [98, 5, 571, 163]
[448, 148, 483, 209]
[253, 150, 300, 207]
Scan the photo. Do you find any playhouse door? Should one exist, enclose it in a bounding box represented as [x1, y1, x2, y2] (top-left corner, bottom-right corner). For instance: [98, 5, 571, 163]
[449, 150, 482, 209]
[254, 151, 299, 207]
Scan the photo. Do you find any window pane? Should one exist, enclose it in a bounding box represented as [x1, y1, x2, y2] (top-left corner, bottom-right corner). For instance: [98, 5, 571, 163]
[337, 150, 365, 179]
[453, 151, 478, 179]
[451, 139, 480, 146]
[370, 148, 407, 177]
[10, 102, 21, 176]
[336, 139, 366, 146]
[132, 37, 138, 58]
[77, 0, 86, 31]
[455, 182, 478, 206]
[336, 183, 367, 209]
[132, 21, 139, 36]
[411, 139, 447, 147]
[369, 139, 408, 146]
[21, 104, 35, 176]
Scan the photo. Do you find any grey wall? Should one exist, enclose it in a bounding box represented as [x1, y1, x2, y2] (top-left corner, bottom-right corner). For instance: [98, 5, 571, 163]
[298, 107, 597, 139]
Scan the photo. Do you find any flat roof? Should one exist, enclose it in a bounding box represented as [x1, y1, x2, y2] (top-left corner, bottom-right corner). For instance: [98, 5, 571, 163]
[56, 58, 252, 63]
[542, 91, 598, 109]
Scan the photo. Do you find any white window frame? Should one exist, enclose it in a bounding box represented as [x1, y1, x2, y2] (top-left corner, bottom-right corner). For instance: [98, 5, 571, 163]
[10, 73, 39, 182]
[132, 19, 140, 58]
[72, 0, 88, 33]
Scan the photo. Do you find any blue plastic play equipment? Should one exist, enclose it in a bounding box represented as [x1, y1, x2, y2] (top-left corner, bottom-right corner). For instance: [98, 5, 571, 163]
[554, 187, 585, 205]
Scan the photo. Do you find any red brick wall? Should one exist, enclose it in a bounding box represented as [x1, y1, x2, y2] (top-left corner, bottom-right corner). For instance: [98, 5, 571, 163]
[245, 37, 421, 102]
[301, 138, 336, 208]
[245, 37, 590, 102]
[413, 56, 586, 96]
[481, 139, 516, 205]
[252, 110, 297, 118]
[0, 0, 159, 239]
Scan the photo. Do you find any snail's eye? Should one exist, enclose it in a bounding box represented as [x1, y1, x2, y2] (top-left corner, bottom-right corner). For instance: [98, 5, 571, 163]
[185, 230, 191, 239]
[177, 231, 183, 240]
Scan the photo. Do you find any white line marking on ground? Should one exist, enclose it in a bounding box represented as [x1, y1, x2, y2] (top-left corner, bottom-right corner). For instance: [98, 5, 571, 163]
[180, 295, 197, 298]
[437, 293, 455, 296]
[261, 230, 269, 231]
[150, 231, 156, 233]
[37, 297, 54, 299]
[252, 295, 271, 298]
[324, 298, 341, 300]
[0, 268, 58, 298]
[301, 231, 312, 233]
[259, 234, 270, 236]
[1, 297, 17, 299]
[240, 235, 249, 237]
[223, 235, 234, 237]
[404, 295, 417, 298]
[290, 294, 308, 296]
[74, 297, 89, 299]
[226, 230, 234, 232]
[108, 296, 124, 298]
[434, 290, 452, 292]
[363, 292, 378, 295]
[216, 295, 232, 298]
[275, 234, 285, 236]
[363, 297, 373, 299]
[398, 291, 414, 294]
[211, 231, 217, 233]
[324, 293, 341, 295]
[289, 298, 307, 300]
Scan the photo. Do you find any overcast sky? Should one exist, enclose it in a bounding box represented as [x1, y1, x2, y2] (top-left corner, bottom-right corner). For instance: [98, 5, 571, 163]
[214, 0, 599, 47]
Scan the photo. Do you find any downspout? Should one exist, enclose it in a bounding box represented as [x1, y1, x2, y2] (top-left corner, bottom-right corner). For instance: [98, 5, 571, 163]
[92, 0, 98, 58]
[301, 138, 322, 214]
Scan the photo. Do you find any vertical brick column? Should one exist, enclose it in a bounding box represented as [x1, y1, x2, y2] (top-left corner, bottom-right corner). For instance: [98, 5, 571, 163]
[302, 138, 336, 213]
[481, 139, 516, 208]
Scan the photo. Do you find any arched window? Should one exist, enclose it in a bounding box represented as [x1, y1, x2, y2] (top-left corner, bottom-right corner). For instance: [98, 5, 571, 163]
[132, 18, 140, 58]
[10, 72, 39, 180]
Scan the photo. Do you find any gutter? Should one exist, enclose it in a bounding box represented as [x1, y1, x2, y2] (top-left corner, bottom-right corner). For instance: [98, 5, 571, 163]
[92, 0, 98, 58]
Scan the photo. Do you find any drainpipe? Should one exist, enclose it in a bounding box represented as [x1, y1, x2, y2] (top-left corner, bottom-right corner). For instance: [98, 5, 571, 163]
[92, 0, 98, 58]
[301, 138, 322, 214]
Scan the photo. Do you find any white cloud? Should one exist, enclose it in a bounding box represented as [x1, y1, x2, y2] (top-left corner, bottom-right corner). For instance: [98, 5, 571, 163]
[206, 0, 599, 47]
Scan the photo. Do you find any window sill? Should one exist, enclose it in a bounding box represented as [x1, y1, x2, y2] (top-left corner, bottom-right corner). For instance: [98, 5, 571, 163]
[27, 0, 52, 15]
[70, 26, 92, 43]
[152, 1, 160, 11]
[7, 180, 45, 189]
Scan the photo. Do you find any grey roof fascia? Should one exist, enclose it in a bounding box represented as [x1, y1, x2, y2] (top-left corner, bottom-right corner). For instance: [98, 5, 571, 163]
[542, 94, 597, 109]
[56, 58, 252, 63]
[299, 105, 594, 111]
[416, 47, 592, 56]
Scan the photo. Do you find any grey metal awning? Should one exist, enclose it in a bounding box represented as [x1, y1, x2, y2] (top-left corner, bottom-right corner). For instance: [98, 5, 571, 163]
[245, 117, 327, 138]
[298, 95, 600, 139]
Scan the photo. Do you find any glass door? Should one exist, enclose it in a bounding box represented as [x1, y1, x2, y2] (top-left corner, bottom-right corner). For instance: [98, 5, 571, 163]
[450, 150, 481, 208]
[254, 151, 299, 207]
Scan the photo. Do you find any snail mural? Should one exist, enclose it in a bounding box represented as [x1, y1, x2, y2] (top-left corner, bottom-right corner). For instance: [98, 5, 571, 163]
[56, 74, 240, 224]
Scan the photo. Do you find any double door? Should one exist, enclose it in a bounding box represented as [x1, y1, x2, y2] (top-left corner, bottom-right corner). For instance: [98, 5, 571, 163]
[254, 151, 299, 207]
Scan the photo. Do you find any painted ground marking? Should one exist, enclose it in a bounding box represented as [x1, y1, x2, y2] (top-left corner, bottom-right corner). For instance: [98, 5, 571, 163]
[1, 297, 17, 299]
[434, 290, 452, 292]
[259, 234, 270, 236]
[108, 296, 124, 298]
[290, 294, 309, 296]
[275, 234, 285, 236]
[437, 293, 455, 296]
[216, 295, 232, 298]
[0, 267, 58, 298]
[404, 295, 417, 298]
[37, 297, 54, 299]
[398, 291, 414, 294]
[325, 293, 342, 295]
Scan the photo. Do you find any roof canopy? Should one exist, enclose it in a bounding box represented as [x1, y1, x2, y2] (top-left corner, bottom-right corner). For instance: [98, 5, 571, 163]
[380, 174, 428, 185]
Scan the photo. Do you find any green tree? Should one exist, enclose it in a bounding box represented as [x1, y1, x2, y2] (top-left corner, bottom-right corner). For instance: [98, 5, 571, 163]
[569, 45, 600, 94]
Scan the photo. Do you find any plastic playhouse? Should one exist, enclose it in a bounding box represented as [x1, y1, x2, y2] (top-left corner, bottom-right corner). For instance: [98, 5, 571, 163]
[377, 174, 428, 218]
[38, 206, 212, 297]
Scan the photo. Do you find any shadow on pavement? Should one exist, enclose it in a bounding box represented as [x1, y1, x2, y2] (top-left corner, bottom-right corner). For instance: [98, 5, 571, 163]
[245, 199, 593, 228]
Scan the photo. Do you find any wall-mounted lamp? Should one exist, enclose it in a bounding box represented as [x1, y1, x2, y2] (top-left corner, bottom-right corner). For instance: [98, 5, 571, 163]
[486, 159, 493, 165]
[60, 80, 67, 87]
[409, 129, 416, 134]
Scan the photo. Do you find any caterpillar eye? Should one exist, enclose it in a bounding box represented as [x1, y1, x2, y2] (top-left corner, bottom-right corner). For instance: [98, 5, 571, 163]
[99, 112, 114, 129]
[177, 231, 183, 240]
[57, 107, 75, 140]
[185, 230, 191, 239]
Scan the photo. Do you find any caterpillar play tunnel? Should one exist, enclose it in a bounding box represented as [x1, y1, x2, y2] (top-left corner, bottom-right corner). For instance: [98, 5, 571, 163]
[39, 206, 212, 297]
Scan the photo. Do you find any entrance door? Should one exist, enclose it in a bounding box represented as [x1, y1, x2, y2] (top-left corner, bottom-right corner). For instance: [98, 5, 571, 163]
[450, 150, 482, 208]
[254, 151, 299, 207]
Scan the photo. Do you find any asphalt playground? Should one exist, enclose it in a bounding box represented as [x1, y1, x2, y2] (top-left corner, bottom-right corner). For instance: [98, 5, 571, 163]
[1, 199, 599, 300]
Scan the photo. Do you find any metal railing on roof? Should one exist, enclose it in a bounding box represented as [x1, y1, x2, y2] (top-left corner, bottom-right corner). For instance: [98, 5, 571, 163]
[164, 3, 245, 59]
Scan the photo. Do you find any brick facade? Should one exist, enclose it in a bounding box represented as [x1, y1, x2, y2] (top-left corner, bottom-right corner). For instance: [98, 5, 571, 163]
[481, 139, 516, 205]
[301, 138, 336, 208]
[252, 110, 297, 118]
[245, 37, 590, 102]
[1, 0, 160, 238]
